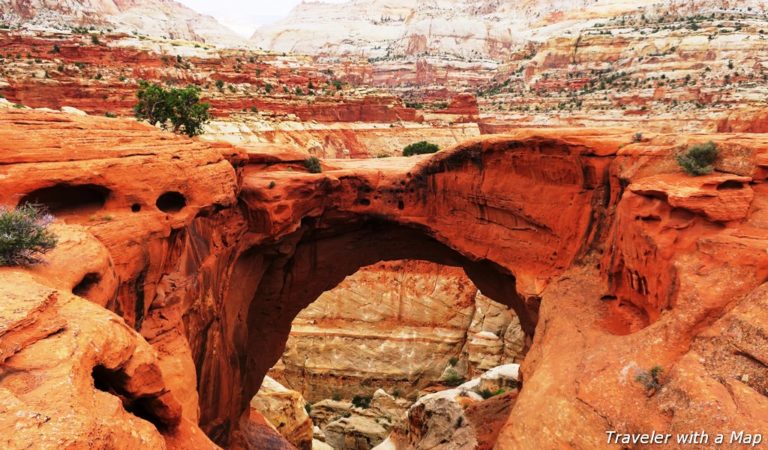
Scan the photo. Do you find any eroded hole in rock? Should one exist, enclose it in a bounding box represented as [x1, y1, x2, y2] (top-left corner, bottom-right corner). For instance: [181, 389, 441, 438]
[92, 365, 171, 431]
[155, 191, 186, 213]
[19, 184, 110, 216]
[717, 180, 745, 190]
[131, 203, 141, 212]
[601, 299, 651, 336]
[252, 260, 526, 450]
[72, 272, 101, 299]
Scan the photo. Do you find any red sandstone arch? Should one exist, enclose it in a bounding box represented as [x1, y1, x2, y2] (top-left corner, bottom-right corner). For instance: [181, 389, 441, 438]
[198, 134, 616, 443]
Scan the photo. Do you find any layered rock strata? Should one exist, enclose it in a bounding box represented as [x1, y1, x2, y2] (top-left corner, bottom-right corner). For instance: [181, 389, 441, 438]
[269, 260, 524, 402]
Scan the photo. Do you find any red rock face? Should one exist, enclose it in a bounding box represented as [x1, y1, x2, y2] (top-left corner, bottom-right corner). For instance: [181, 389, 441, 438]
[3, 109, 768, 448]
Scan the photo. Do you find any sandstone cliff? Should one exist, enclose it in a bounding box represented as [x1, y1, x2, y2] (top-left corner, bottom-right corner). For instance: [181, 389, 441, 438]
[0, 0, 243, 45]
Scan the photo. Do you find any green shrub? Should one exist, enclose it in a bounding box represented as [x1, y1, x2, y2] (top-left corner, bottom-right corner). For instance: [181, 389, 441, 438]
[304, 157, 322, 174]
[134, 81, 211, 137]
[403, 141, 439, 156]
[442, 368, 466, 387]
[635, 365, 664, 395]
[676, 141, 718, 175]
[448, 356, 459, 367]
[331, 393, 342, 401]
[0, 204, 57, 266]
[215, 79, 225, 91]
[479, 388, 506, 399]
[304, 403, 312, 414]
[351, 395, 372, 409]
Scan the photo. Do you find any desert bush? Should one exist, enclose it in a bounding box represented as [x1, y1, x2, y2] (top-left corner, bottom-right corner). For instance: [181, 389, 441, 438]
[304, 157, 322, 173]
[403, 141, 439, 156]
[635, 365, 664, 395]
[479, 388, 506, 399]
[442, 368, 466, 387]
[134, 81, 211, 137]
[676, 141, 718, 175]
[0, 204, 57, 266]
[351, 395, 372, 409]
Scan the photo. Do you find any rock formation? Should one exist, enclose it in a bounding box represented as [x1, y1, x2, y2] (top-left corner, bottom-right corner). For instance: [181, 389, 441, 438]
[378, 365, 520, 450]
[3, 104, 768, 450]
[269, 260, 524, 401]
[251, 0, 670, 60]
[250, 376, 314, 450]
[0, 0, 242, 45]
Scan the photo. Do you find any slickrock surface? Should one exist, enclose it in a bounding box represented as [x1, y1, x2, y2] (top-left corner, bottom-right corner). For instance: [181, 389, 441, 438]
[3, 108, 768, 449]
[0, 268, 192, 449]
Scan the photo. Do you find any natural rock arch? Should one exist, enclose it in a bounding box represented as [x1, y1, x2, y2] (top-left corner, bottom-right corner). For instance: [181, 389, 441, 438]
[200, 134, 615, 442]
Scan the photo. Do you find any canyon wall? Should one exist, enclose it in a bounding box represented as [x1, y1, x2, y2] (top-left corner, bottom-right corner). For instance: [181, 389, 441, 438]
[269, 260, 524, 402]
[0, 0, 243, 45]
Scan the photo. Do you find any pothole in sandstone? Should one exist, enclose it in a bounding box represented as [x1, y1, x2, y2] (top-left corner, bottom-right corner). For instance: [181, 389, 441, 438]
[92, 364, 170, 431]
[72, 272, 101, 300]
[155, 191, 187, 213]
[19, 183, 110, 217]
[253, 260, 528, 450]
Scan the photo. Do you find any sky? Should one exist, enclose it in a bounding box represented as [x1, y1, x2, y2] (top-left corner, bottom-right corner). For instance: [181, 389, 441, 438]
[177, 0, 348, 37]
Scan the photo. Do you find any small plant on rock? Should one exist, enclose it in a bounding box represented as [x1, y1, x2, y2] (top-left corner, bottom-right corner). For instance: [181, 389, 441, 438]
[351, 394, 372, 409]
[304, 157, 322, 174]
[635, 365, 664, 395]
[0, 204, 57, 266]
[403, 141, 439, 156]
[676, 141, 718, 176]
[442, 368, 466, 387]
[479, 388, 506, 399]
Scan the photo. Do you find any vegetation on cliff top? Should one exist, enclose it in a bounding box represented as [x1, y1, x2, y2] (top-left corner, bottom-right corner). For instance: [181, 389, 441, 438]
[134, 81, 211, 137]
[304, 157, 322, 173]
[403, 141, 439, 157]
[0, 204, 57, 266]
[677, 141, 719, 176]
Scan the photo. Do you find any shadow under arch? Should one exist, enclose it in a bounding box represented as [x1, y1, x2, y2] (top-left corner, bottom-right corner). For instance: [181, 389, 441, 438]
[207, 218, 527, 444]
